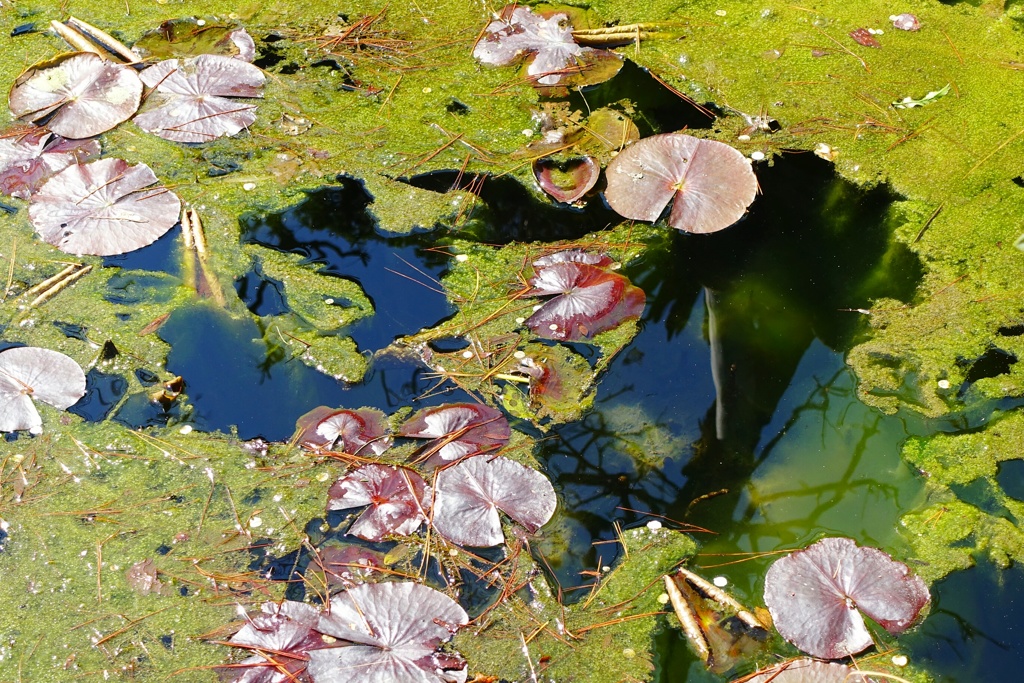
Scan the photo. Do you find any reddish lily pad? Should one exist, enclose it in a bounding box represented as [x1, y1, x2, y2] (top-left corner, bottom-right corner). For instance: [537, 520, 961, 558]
[9, 52, 143, 139]
[29, 158, 181, 256]
[604, 133, 758, 234]
[134, 54, 265, 143]
[745, 660, 878, 683]
[0, 346, 86, 434]
[526, 259, 645, 342]
[763, 537, 930, 659]
[399, 403, 510, 463]
[850, 28, 881, 48]
[0, 127, 100, 199]
[473, 6, 621, 87]
[327, 464, 430, 542]
[432, 454, 557, 547]
[309, 582, 468, 683]
[533, 155, 599, 204]
[294, 406, 391, 455]
[225, 600, 324, 683]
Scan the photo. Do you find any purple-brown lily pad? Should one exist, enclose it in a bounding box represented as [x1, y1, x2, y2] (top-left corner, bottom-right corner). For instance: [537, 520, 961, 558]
[473, 6, 621, 88]
[763, 537, 930, 659]
[224, 600, 324, 683]
[29, 158, 181, 256]
[327, 464, 430, 542]
[745, 659, 879, 683]
[604, 133, 758, 234]
[0, 346, 86, 434]
[526, 259, 645, 342]
[399, 403, 510, 463]
[432, 454, 556, 547]
[309, 581, 468, 683]
[9, 52, 143, 139]
[134, 54, 265, 143]
[0, 127, 100, 199]
[533, 155, 599, 204]
[294, 406, 391, 455]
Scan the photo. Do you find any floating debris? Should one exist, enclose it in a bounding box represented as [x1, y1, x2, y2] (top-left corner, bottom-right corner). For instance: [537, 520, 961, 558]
[891, 14, 921, 31]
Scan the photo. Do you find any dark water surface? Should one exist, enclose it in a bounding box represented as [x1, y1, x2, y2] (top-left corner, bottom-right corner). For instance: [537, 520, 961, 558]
[150, 152, 1019, 681]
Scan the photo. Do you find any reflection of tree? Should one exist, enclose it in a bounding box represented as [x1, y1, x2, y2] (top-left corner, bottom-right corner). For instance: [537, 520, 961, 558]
[542, 155, 925, 584]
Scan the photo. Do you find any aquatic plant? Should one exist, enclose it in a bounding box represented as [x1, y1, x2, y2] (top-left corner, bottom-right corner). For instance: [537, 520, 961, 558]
[0, 127, 100, 199]
[223, 600, 324, 683]
[473, 5, 621, 87]
[8, 52, 142, 138]
[133, 19, 256, 61]
[763, 537, 930, 659]
[604, 133, 758, 234]
[294, 406, 392, 455]
[532, 155, 599, 204]
[526, 256, 645, 341]
[431, 453, 557, 547]
[399, 402, 510, 463]
[308, 581, 468, 683]
[134, 54, 265, 143]
[28, 158, 181, 256]
[0, 346, 86, 433]
[743, 659, 879, 682]
[326, 464, 430, 542]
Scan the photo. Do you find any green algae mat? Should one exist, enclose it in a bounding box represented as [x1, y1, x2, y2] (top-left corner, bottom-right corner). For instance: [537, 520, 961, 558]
[1, 0, 1024, 681]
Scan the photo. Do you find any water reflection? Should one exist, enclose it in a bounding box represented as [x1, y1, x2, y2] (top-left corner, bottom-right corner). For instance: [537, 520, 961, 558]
[540, 155, 925, 592]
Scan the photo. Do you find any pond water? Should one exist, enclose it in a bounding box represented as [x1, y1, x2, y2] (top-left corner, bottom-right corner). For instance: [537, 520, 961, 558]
[137, 146, 1023, 680]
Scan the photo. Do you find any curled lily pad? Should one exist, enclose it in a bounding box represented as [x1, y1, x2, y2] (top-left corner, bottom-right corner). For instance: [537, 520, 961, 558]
[327, 464, 430, 542]
[133, 19, 256, 61]
[29, 158, 181, 256]
[9, 52, 142, 139]
[526, 259, 645, 342]
[224, 600, 324, 683]
[533, 155, 599, 204]
[432, 454, 557, 547]
[763, 537, 930, 659]
[0, 127, 100, 199]
[745, 660, 878, 683]
[473, 6, 621, 87]
[309, 582, 468, 683]
[134, 54, 265, 143]
[399, 403, 510, 463]
[294, 406, 392, 455]
[0, 346, 86, 434]
[604, 133, 758, 234]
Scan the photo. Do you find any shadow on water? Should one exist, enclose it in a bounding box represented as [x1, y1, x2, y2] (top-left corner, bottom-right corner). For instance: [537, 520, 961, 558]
[535, 155, 928, 659]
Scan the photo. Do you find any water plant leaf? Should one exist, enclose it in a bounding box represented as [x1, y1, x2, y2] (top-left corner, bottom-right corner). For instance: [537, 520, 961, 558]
[604, 133, 758, 234]
[294, 406, 391, 455]
[892, 84, 951, 109]
[744, 659, 878, 683]
[0, 127, 100, 199]
[308, 581, 468, 683]
[763, 537, 930, 659]
[226, 600, 324, 683]
[431, 454, 556, 547]
[0, 346, 86, 433]
[28, 157, 181, 256]
[327, 464, 430, 542]
[8, 52, 143, 139]
[533, 155, 599, 204]
[134, 54, 265, 143]
[533, 249, 615, 268]
[133, 19, 256, 61]
[473, 6, 621, 87]
[849, 28, 881, 48]
[526, 259, 645, 342]
[399, 403, 510, 463]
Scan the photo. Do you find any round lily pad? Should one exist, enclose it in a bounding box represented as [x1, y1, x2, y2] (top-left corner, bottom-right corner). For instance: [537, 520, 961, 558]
[604, 133, 757, 234]
[0, 346, 86, 433]
[29, 158, 181, 256]
[9, 52, 142, 139]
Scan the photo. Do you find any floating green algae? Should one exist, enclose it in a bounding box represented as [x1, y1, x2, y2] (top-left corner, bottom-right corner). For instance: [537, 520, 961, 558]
[2, 0, 1024, 680]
